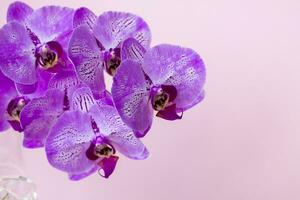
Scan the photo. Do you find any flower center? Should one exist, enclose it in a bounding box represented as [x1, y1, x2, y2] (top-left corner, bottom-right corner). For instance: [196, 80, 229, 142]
[36, 44, 58, 69]
[105, 48, 121, 76]
[7, 97, 28, 122]
[95, 144, 114, 158]
[152, 89, 170, 111]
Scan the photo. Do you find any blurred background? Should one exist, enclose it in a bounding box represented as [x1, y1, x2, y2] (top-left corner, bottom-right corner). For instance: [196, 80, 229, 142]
[0, 0, 300, 199]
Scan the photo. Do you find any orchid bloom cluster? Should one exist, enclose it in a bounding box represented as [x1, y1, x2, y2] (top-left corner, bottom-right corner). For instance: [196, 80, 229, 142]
[0, 1, 206, 180]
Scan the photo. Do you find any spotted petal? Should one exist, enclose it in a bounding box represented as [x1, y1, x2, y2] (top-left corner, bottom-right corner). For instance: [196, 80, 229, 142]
[73, 7, 97, 31]
[7, 1, 33, 24]
[112, 60, 153, 134]
[121, 38, 146, 63]
[89, 105, 149, 160]
[68, 25, 105, 98]
[26, 6, 74, 45]
[20, 89, 64, 148]
[143, 44, 206, 111]
[45, 110, 98, 180]
[93, 11, 151, 50]
[0, 21, 36, 85]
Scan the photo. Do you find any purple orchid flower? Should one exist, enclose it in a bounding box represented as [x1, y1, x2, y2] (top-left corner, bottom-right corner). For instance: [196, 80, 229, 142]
[45, 86, 149, 180]
[0, 2, 74, 94]
[68, 9, 151, 96]
[19, 71, 80, 148]
[112, 44, 206, 137]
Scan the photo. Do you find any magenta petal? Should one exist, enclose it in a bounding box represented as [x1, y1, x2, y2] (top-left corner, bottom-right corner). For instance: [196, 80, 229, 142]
[45, 110, 97, 180]
[93, 11, 151, 50]
[20, 89, 64, 148]
[48, 70, 80, 91]
[89, 105, 149, 160]
[46, 111, 97, 180]
[121, 38, 146, 63]
[0, 21, 36, 85]
[73, 7, 97, 31]
[28, 68, 54, 98]
[96, 91, 114, 107]
[0, 71, 18, 132]
[69, 166, 98, 181]
[7, 1, 33, 23]
[17, 69, 54, 99]
[143, 44, 206, 111]
[134, 124, 151, 138]
[68, 25, 106, 98]
[26, 6, 74, 43]
[156, 104, 183, 121]
[112, 60, 153, 133]
[98, 156, 119, 178]
[15, 82, 37, 95]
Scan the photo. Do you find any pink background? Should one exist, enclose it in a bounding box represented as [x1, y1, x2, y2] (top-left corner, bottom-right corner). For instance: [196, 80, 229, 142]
[1, 0, 300, 199]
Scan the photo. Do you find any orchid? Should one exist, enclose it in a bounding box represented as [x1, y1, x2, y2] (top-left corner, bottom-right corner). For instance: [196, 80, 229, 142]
[45, 87, 148, 180]
[0, 2, 74, 94]
[0, 1, 206, 181]
[112, 44, 206, 136]
[68, 8, 151, 99]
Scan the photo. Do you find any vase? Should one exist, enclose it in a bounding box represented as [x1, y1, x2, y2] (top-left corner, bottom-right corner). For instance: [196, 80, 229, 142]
[0, 130, 37, 200]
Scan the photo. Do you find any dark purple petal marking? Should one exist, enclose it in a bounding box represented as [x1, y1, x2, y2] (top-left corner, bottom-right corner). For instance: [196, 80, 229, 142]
[7, 1, 33, 24]
[71, 86, 96, 113]
[93, 11, 151, 50]
[121, 38, 146, 63]
[156, 104, 183, 121]
[73, 7, 97, 31]
[0, 21, 36, 85]
[68, 25, 106, 98]
[143, 44, 206, 111]
[112, 60, 153, 133]
[26, 27, 41, 46]
[98, 155, 119, 178]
